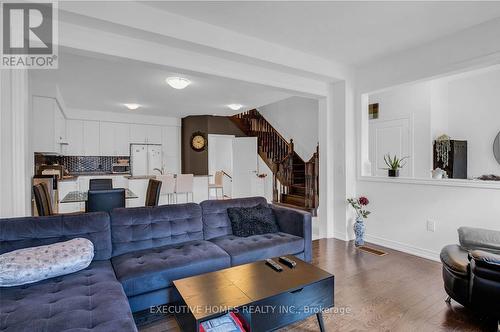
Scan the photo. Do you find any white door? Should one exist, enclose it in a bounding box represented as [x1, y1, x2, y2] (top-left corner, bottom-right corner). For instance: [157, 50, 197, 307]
[232, 137, 258, 198]
[99, 122, 115, 156]
[369, 118, 413, 177]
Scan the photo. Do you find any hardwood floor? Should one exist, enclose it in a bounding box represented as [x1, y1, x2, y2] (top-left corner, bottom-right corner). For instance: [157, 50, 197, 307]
[137, 239, 498, 332]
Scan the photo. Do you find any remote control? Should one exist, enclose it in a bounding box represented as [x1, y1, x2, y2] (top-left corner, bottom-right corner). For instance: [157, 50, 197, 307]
[265, 258, 283, 272]
[279, 256, 297, 268]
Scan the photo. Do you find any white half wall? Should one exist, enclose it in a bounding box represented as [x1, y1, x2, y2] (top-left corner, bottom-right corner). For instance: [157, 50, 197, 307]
[355, 18, 500, 259]
[258, 96, 319, 161]
[359, 180, 500, 261]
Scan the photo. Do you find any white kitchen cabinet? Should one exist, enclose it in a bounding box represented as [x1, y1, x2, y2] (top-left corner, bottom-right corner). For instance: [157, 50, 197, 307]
[65, 120, 84, 156]
[130, 124, 162, 144]
[32, 96, 66, 154]
[147, 126, 162, 144]
[129, 124, 149, 144]
[83, 121, 100, 156]
[57, 179, 81, 214]
[100, 122, 130, 156]
[114, 123, 131, 156]
[99, 122, 115, 156]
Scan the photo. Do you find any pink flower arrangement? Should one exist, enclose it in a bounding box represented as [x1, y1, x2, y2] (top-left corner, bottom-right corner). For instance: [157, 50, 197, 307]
[347, 196, 371, 219]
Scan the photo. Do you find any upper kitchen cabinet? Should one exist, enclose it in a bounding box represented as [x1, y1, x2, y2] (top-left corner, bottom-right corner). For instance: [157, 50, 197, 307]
[65, 120, 84, 156]
[32, 96, 67, 154]
[83, 121, 100, 156]
[66, 120, 100, 156]
[100, 122, 130, 156]
[130, 124, 162, 144]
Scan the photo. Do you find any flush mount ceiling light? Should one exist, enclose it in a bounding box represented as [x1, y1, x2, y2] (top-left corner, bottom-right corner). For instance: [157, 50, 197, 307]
[166, 76, 191, 89]
[227, 104, 243, 111]
[124, 103, 140, 110]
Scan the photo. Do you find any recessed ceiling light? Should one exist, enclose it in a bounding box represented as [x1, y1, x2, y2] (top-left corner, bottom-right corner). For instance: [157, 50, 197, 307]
[124, 103, 140, 110]
[227, 104, 243, 111]
[166, 76, 191, 89]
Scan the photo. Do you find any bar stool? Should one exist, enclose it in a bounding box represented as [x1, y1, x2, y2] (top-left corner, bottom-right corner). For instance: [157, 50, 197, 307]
[175, 174, 194, 203]
[156, 174, 176, 204]
[208, 171, 224, 199]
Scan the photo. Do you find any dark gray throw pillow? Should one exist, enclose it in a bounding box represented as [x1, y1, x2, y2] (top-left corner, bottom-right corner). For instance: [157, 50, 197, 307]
[227, 204, 280, 237]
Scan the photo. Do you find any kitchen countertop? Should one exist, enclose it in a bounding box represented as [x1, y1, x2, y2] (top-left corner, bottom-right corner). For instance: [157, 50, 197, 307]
[59, 173, 212, 181]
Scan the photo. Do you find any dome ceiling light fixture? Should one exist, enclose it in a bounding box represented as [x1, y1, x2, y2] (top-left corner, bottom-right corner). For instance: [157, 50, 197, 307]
[166, 76, 191, 89]
[227, 104, 243, 111]
[124, 103, 141, 110]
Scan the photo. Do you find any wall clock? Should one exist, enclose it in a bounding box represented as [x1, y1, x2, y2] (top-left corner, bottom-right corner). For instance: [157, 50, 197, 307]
[191, 131, 207, 152]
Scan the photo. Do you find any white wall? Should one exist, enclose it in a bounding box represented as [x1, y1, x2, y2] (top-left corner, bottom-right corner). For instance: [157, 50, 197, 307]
[258, 96, 319, 161]
[369, 81, 432, 178]
[355, 19, 500, 260]
[445, 68, 500, 177]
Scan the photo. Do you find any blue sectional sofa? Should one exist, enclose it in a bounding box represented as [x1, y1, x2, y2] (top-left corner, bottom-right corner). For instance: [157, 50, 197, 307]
[0, 197, 311, 332]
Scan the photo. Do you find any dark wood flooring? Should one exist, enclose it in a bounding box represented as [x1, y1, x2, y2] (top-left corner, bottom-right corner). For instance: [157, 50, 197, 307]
[137, 239, 498, 332]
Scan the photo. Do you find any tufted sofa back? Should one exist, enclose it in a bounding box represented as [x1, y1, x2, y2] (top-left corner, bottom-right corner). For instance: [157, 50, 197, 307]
[0, 212, 112, 260]
[110, 203, 203, 257]
[200, 197, 268, 240]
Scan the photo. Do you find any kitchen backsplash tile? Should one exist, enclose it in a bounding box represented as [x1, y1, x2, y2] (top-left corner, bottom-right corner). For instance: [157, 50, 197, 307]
[42, 155, 129, 174]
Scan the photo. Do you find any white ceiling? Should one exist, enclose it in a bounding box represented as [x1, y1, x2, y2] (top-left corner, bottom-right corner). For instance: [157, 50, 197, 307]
[151, 1, 500, 66]
[31, 52, 293, 117]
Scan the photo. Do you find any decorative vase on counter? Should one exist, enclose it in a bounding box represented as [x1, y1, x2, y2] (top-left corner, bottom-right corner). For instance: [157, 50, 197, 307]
[353, 217, 365, 247]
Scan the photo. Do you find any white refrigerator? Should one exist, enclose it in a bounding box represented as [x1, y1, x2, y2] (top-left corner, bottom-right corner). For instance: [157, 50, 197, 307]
[130, 144, 163, 176]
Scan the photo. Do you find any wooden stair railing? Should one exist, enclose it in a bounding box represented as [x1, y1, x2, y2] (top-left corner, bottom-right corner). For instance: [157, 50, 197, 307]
[230, 109, 319, 215]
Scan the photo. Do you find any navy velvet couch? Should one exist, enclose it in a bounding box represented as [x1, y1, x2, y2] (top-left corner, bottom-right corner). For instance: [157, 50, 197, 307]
[0, 197, 311, 332]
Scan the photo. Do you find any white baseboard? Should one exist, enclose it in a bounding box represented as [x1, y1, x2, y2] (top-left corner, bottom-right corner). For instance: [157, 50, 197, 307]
[333, 231, 348, 241]
[364, 234, 440, 262]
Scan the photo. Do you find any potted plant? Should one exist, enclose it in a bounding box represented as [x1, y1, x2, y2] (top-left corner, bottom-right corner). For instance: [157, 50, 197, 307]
[383, 154, 408, 177]
[347, 196, 371, 246]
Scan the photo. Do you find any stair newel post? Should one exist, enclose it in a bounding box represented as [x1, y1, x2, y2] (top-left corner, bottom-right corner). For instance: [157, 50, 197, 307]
[272, 162, 278, 203]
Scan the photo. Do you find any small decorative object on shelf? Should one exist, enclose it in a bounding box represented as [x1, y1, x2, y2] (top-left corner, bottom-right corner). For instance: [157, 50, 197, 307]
[383, 154, 408, 177]
[435, 134, 451, 167]
[431, 167, 448, 179]
[347, 196, 371, 246]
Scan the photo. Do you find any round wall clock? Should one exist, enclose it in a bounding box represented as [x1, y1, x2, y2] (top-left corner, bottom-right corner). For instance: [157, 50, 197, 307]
[191, 132, 207, 152]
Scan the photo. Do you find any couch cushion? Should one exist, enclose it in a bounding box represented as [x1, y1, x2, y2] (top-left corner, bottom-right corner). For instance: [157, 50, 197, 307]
[0, 212, 112, 260]
[210, 232, 305, 266]
[200, 197, 267, 240]
[111, 240, 230, 297]
[110, 203, 203, 257]
[0, 238, 94, 287]
[227, 204, 279, 237]
[458, 226, 500, 255]
[0, 260, 136, 332]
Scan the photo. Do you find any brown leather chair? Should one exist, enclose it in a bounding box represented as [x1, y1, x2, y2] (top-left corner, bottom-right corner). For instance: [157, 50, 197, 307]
[145, 179, 162, 207]
[33, 183, 54, 216]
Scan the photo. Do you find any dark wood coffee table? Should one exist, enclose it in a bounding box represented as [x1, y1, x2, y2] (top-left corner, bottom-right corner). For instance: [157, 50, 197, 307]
[173, 256, 334, 332]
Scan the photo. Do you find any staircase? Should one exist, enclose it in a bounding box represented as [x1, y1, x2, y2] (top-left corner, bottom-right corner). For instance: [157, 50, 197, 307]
[230, 109, 319, 215]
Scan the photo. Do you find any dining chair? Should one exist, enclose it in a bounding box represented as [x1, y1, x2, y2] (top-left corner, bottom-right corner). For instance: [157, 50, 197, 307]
[156, 175, 176, 204]
[208, 171, 224, 199]
[85, 189, 125, 213]
[89, 178, 113, 190]
[33, 183, 54, 216]
[175, 174, 194, 203]
[145, 179, 162, 207]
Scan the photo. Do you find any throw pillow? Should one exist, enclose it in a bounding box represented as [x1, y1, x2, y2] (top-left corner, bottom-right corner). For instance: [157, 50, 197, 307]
[0, 238, 94, 287]
[227, 203, 280, 237]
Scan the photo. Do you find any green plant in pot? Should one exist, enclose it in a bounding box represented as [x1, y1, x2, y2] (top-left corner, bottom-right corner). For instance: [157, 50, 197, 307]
[383, 154, 408, 177]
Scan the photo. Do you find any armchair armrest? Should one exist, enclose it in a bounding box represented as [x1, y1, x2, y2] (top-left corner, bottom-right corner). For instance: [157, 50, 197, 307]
[270, 205, 312, 262]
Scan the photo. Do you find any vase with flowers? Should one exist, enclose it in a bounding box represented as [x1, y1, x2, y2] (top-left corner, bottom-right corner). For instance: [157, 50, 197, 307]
[347, 196, 371, 246]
